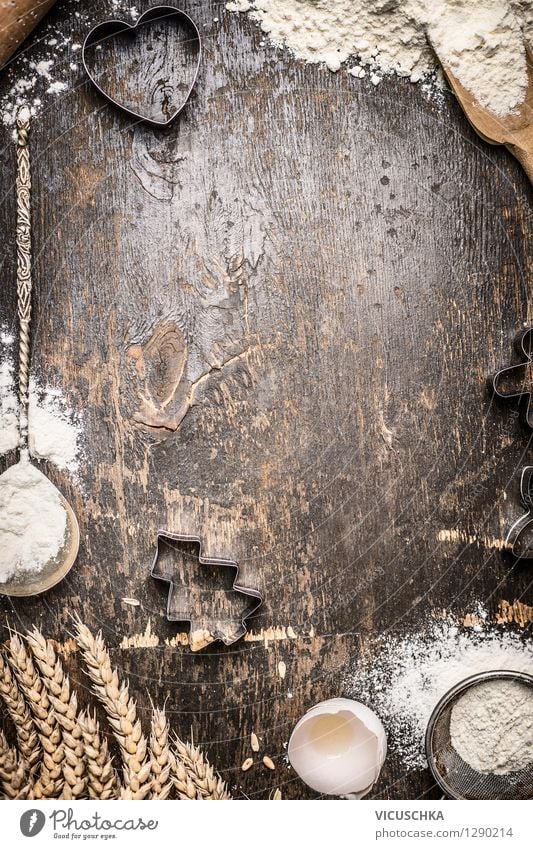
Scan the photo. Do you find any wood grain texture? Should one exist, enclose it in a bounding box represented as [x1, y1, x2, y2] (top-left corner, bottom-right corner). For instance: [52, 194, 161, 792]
[0, 0, 532, 799]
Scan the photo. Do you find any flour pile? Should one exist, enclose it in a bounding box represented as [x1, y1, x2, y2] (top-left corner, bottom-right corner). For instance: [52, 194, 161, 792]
[228, 0, 532, 116]
[450, 679, 533, 774]
[0, 459, 67, 583]
[344, 618, 533, 770]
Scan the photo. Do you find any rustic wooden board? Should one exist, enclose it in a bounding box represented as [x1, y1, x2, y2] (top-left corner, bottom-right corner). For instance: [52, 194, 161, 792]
[1, 0, 532, 799]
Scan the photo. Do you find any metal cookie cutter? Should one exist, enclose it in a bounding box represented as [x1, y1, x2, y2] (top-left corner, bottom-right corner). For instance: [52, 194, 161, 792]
[493, 327, 533, 428]
[82, 6, 201, 128]
[506, 466, 533, 559]
[151, 532, 263, 651]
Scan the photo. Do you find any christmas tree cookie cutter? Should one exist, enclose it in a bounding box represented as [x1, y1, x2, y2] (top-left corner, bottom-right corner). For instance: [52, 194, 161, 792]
[151, 531, 263, 651]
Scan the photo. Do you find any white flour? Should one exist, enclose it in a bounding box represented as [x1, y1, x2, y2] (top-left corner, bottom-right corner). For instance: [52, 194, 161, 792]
[0, 340, 82, 474]
[0, 359, 19, 456]
[28, 382, 82, 473]
[344, 618, 533, 770]
[450, 679, 533, 774]
[0, 16, 89, 127]
[0, 459, 67, 582]
[427, 1, 528, 115]
[0, 3, 152, 126]
[229, 0, 531, 116]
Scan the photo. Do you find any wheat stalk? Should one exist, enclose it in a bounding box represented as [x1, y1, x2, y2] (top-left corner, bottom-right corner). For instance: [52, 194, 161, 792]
[0, 730, 28, 799]
[171, 737, 231, 800]
[0, 645, 40, 783]
[25, 628, 86, 799]
[72, 618, 151, 799]
[1, 623, 231, 800]
[78, 709, 118, 800]
[149, 706, 173, 799]
[7, 633, 63, 798]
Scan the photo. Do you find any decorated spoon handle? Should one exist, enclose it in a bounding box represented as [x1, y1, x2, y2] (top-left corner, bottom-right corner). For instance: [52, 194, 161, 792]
[15, 106, 32, 455]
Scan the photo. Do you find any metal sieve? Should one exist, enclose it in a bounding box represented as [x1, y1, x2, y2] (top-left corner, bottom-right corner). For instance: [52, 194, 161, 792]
[425, 670, 533, 800]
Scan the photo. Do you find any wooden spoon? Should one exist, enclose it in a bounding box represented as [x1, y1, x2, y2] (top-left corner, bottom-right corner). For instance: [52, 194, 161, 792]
[0, 107, 79, 597]
[436, 44, 533, 183]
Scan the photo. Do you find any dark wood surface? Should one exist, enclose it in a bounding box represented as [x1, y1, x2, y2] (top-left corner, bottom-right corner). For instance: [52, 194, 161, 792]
[1, 0, 532, 799]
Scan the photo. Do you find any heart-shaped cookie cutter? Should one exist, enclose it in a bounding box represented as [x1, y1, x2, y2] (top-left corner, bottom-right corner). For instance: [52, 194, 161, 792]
[82, 5, 202, 128]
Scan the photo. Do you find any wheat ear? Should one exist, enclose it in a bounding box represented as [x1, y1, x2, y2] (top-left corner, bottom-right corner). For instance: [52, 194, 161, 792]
[73, 619, 151, 799]
[78, 709, 118, 800]
[149, 706, 173, 799]
[25, 628, 86, 799]
[0, 645, 40, 782]
[7, 633, 64, 798]
[0, 730, 28, 799]
[171, 737, 231, 800]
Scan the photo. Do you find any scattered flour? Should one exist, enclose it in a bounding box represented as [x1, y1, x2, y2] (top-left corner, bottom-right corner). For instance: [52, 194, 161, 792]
[0, 338, 82, 474]
[28, 381, 82, 473]
[0, 459, 67, 583]
[228, 0, 532, 116]
[0, 16, 89, 127]
[344, 617, 533, 770]
[0, 359, 19, 456]
[450, 679, 533, 774]
[0, 2, 148, 125]
[46, 81, 68, 95]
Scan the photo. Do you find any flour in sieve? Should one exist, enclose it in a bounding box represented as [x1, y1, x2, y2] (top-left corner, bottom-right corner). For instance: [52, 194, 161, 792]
[450, 679, 533, 774]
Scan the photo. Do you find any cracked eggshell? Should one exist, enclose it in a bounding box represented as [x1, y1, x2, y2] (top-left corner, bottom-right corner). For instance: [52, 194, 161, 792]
[287, 697, 387, 798]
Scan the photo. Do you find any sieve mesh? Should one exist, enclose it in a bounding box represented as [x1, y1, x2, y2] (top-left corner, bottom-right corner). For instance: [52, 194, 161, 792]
[425, 670, 533, 800]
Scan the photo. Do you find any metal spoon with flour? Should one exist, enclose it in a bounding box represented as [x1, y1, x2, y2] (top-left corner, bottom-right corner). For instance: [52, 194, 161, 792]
[0, 107, 79, 597]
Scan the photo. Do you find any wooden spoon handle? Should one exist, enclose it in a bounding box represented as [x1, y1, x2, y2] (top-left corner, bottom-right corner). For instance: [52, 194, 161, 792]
[15, 107, 32, 454]
[508, 138, 533, 185]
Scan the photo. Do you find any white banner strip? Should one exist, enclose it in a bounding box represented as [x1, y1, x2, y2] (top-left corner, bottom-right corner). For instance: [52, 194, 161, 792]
[3, 799, 532, 849]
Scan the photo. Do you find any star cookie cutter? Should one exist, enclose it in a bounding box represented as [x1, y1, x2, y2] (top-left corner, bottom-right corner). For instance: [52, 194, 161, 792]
[493, 327, 533, 428]
[506, 466, 533, 560]
[151, 531, 263, 651]
[82, 6, 201, 128]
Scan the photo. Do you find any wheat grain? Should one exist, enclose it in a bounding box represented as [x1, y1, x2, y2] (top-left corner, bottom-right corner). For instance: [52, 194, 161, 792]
[0, 645, 40, 782]
[149, 706, 173, 799]
[241, 757, 254, 772]
[7, 633, 63, 798]
[78, 709, 118, 800]
[272, 787, 282, 800]
[0, 730, 28, 799]
[263, 755, 276, 770]
[73, 618, 151, 799]
[250, 732, 260, 752]
[25, 628, 86, 799]
[170, 752, 199, 799]
[172, 737, 231, 800]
